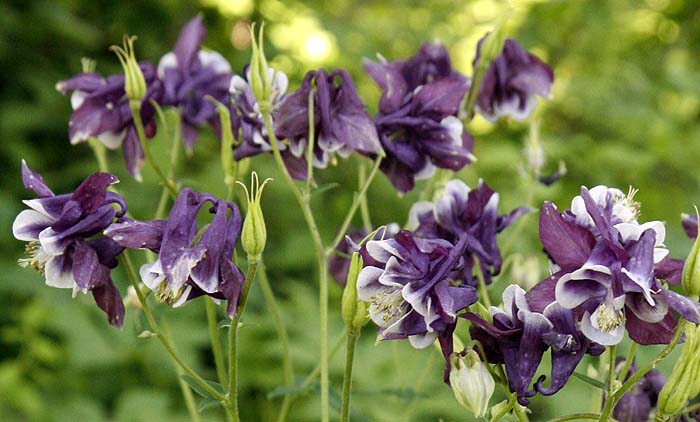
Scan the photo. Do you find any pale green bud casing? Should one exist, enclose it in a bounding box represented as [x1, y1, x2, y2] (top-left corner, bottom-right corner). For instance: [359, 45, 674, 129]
[110, 35, 147, 102]
[206, 96, 237, 186]
[238, 172, 272, 261]
[341, 253, 369, 331]
[248, 23, 272, 109]
[449, 350, 495, 418]
[683, 208, 700, 300]
[657, 323, 698, 418]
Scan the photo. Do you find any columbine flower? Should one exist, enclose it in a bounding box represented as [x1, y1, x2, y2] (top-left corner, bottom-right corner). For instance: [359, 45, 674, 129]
[56, 63, 163, 179]
[105, 189, 245, 316]
[364, 43, 475, 193]
[464, 285, 603, 405]
[449, 349, 495, 417]
[274, 69, 384, 177]
[229, 66, 309, 178]
[328, 224, 400, 286]
[611, 359, 665, 422]
[356, 230, 477, 348]
[408, 179, 528, 286]
[12, 161, 127, 327]
[158, 15, 233, 149]
[538, 185, 700, 346]
[474, 37, 554, 122]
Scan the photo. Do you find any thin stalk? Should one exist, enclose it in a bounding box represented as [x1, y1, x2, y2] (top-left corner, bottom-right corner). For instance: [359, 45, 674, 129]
[129, 100, 177, 198]
[228, 258, 260, 422]
[257, 263, 295, 401]
[546, 414, 611, 422]
[155, 113, 182, 219]
[165, 324, 201, 422]
[262, 109, 329, 422]
[305, 90, 315, 194]
[606, 345, 617, 398]
[206, 299, 227, 385]
[89, 138, 109, 173]
[618, 342, 637, 383]
[329, 156, 383, 250]
[357, 159, 372, 233]
[599, 321, 685, 421]
[121, 251, 227, 402]
[474, 260, 492, 308]
[340, 331, 360, 422]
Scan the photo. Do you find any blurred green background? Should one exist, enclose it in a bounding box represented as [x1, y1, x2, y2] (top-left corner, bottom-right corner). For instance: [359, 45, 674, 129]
[2, 0, 700, 420]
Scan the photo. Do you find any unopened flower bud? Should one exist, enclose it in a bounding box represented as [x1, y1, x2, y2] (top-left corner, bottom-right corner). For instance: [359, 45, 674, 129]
[657, 323, 699, 419]
[248, 24, 272, 109]
[206, 96, 236, 187]
[683, 209, 700, 300]
[342, 252, 369, 331]
[238, 172, 271, 261]
[449, 350, 495, 418]
[110, 35, 147, 102]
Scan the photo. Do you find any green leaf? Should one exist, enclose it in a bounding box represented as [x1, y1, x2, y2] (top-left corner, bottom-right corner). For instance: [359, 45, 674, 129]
[267, 383, 315, 399]
[197, 399, 222, 413]
[312, 183, 340, 196]
[180, 375, 225, 399]
[572, 372, 607, 390]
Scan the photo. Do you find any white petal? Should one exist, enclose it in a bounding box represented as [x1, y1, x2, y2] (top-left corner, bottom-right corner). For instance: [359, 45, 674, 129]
[140, 260, 165, 290]
[12, 209, 52, 241]
[157, 52, 177, 78]
[44, 255, 76, 289]
[406, 201, 434, 231]
[97, 130, 126, 150]
[198, 51, 231, 75]
[408, 331, 438, 349]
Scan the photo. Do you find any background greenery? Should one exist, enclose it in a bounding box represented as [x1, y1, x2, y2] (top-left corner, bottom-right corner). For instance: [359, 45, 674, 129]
[2, 0, 700, 420]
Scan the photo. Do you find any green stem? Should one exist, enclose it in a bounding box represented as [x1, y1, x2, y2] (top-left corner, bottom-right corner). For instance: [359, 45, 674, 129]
[155, 113, 182, 219]
[228, 258, 260, 422]
[340, 331, 360, 422]
[474, 259, 492, 308]
[305, 90, 315, 194]
[329, 156, 383, 250]
[129, 100, 177, 198]
[358, 159, 372, 233]
[88, 138, 109, 173]
[618, 342, 637, 383]
[606, 345, 617, 397]
[121, 252, 226, 402]
[164, 324, 201, 422]
[599, 321, 685, 421]
[206, 299, 227, 386]
[262, 109, 330, 422]
[257, 263, 295, 402]
[546, 414, 611, 422]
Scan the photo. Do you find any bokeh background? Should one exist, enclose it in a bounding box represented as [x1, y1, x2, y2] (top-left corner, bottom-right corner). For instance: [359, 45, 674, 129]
[2, 0, 700, 420]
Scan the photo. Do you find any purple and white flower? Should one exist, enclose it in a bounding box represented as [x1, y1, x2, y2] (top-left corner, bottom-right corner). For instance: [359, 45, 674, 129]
[357, 230, 477, 349]
[408, 179, 528, 286]
[474, 37, 553, 122]
[105, 188, 245, 316]
[158, 15, 233, 149]
[364, 43, 475, 193]
[12, 161, 127, 327]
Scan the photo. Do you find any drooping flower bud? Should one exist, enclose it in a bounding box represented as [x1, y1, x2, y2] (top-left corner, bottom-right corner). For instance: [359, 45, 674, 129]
[449, 350, 495, 418]
[110, 35, 147, 102]
[238, 172, 271, 261]
[683, 209, 700, 300]
[342, 251, 369, 331]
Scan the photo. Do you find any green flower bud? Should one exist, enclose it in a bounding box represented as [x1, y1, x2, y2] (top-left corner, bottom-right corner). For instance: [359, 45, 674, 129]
[341, 252, 369, 331]
[449, 350, 495, 418]
[247, 24, 272, 110]
[206, 96, 237, 187]
[110, 35, 147, 102]
[657, 322, 698, 418]
[238, 172, 271, 261]
[683, 208, 700, 300]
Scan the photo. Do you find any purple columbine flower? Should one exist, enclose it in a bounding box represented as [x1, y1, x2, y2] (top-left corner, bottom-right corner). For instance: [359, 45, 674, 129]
[105, 188, 245, 316]
[408, 179, 528, 286]
[328, 223, 400, 286]
[474, 37, 554, 122]
[274, 69, 384, 177]
[465, 285, 603, 405]
[12, 161, 127, 327]
[57, 64, 163, 179]
[364, 43, 475, 193]
[229, 67, 310, 178]
[610, 359, 665, 422]
[538, 185, 700, 346]
[158, 15, 233, 149]
[682, 213, 698, 239]
[356, 230, 477, 349]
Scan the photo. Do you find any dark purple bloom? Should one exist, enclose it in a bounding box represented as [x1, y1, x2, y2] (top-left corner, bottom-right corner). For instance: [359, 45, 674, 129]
[474, 37, 553, 122]
[682, 213, 698, 239]
[274, 69, 383, 178]
[539, 185, 700, 346]
[57, 64, 163, 179]
[158, 15, 233, 149]
[465, 285, 603, 405]
[105, 188, 245, 317]
[408, 179, 528, 286]
[12, 161, 127, 327]
[356, 230, 477, 348]
[611, 360, 665, 422]
[328, 224, 400, 286]
[364, 43, 475, 193]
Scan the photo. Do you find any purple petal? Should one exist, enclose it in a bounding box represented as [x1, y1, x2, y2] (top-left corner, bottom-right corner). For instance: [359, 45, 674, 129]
[71, 172, 119, 213]
[190, 201, 228, 293]
[363, 59, 408, 114]
[21, 160, 54, 197]
[626, 310, 677, 345]
[682, 213, 698, 239]
[104, 218, 166, 251]
[538, 201, 594, 269]
[91, 281, 125, 328]
[72, 241, 109, 291]
[174, 15, 206, 71]
[660, 289, 700, 323]
[655, 257, 684, 285]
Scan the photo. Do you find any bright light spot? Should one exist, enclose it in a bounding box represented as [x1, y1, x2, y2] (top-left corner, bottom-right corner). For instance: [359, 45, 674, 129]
[302, 32, 334, 63]
[201, 0, 253, 17]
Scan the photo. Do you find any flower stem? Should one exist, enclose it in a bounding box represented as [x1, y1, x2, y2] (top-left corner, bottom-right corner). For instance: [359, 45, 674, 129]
[546, 414, 612, 422]
[305, 90, 315, 195]
[129, 100, 177, 198]
[340, 330, 360, 422]
[598, 321, 686, 421]
[165, 324, 201, 422]
[358, 159, 372, 233]
[618, 342, 637, 383]
[88, 138, 109, 173]
[121, 251, 226, 402]
[206, 299, 227, 385]
[606, 345, 617, 397]
[155, 112, 182, 219]
[473, 259, 492, 308]
[228, 257, 260, 422]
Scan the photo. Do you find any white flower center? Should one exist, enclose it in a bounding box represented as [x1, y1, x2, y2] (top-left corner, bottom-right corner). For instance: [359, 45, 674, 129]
[594, 303, 626, 333]
[18, 241, 49, 274]
[370, 287, 408, 325]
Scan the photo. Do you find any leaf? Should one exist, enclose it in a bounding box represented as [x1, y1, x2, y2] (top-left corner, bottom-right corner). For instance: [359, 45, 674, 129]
[197, 399, 222, 413]
[180, 375, 225, 399]
[572, 372, 607, 390]
[267, 383, 315, 399]
[312, 183, 340, 196]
